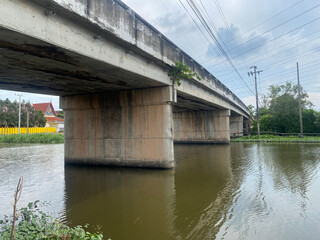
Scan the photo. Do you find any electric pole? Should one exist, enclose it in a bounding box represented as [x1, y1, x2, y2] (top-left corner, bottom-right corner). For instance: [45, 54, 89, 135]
[27, 111, 29, 134]
[15, 93, 22, 134]
[297, 62, 303, 138]
[248, 66, 263, 138]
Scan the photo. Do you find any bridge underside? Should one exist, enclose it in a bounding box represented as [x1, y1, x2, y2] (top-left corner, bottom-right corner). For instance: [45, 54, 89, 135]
[0, 27, 162, 96]
[0, 0, 250, 168]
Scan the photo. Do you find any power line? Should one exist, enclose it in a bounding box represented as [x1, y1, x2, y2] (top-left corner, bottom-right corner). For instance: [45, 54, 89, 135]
[205, 15, 320, 69]
[241, 0, 306, 36]
[181, 0, 255, 94]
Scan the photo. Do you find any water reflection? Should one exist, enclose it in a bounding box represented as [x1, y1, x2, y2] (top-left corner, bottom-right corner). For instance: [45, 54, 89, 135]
[216, 143, 320, 240]
[1, 143, 320, 240]
[64, 165, 176, 240]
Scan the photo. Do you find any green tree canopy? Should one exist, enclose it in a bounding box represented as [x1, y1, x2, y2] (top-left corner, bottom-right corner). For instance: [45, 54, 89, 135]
[251, 82, 320, 133]
[0, 99, 46, 127]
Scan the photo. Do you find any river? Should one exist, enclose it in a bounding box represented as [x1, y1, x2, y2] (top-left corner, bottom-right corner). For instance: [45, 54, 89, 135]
[1, 143, 320, 239]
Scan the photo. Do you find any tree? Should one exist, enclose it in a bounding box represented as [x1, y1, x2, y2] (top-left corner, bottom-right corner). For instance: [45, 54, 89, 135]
[34, 110, 46, 127]
[57, 110, 64, 119]
[249, 81, 320, 134]
[0, 99, 46, 127]
[267, 82, 312, 133]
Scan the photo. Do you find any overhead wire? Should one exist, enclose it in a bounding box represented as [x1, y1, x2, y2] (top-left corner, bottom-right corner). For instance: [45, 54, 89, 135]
[183, 0, 255, 94]
[205, 15, 320, 69]
[176, 0, 250, 90]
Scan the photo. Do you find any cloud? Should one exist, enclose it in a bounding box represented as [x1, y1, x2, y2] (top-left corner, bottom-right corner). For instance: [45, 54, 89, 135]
[205, 24, 272, 60]
[155, 12, 198, 34]
[241, 95, 256, 107]
[307, 92, 320, 111]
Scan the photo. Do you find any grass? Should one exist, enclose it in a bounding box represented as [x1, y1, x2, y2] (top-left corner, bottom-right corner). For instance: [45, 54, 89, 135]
[231, 134, 320, 143]
[0, 133, 64, 144]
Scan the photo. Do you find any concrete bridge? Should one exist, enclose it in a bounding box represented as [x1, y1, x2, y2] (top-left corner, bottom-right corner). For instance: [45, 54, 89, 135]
[0, 0, 250, 168]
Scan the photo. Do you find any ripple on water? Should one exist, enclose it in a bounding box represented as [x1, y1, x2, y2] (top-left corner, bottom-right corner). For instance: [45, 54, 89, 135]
[1, 143, 320, 240]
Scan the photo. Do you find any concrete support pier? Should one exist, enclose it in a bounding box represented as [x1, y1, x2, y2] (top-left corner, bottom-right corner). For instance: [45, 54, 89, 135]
[61, 87, 174, 168]
[243, 119, 250, 136]
[173, 110, 230, 143]
[230, 115, 244, 138]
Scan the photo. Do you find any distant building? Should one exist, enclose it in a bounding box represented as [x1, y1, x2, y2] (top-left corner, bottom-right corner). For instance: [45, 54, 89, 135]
[33, 102, 64, 132]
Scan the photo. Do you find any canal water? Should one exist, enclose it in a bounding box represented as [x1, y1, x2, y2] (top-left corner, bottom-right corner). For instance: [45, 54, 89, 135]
[1, 143, 320, 239]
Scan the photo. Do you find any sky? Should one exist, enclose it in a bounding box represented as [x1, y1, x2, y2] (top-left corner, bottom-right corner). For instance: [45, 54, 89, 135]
[1, 0, 320, 110]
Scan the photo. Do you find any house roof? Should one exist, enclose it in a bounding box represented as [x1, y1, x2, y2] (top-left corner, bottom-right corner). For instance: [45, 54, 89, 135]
[33, 103, 50, 113]
[46, 116, 64, 122]
[33, 102, 56, 116]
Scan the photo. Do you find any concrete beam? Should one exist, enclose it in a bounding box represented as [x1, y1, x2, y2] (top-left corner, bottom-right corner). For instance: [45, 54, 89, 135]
[61, 87, 174, 168]
[174, 110, 230, 144]
[0, 0, 250, 118]
[177, 79, 250, 119]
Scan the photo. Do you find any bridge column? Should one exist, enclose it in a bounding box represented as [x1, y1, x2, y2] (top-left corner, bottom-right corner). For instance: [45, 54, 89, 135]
[243, 119, 250, 136]
[230, 115, 244, 138]
[61, 86, 174, 168]
[173, 110, 230, 143]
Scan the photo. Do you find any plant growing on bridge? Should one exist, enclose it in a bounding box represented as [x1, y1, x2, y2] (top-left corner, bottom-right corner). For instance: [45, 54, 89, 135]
[168, 62, 201, 86]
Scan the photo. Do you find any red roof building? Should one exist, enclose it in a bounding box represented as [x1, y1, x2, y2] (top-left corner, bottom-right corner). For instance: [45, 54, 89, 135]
[33, 102, 64, 131]
[33, 102, 56, 117]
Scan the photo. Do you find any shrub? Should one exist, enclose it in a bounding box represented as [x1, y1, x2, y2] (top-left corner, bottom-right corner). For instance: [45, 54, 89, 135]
[0, 201, 104, 240]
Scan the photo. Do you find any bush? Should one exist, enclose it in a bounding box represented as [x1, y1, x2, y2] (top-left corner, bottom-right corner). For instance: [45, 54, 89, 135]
[0, 201, 104, 240]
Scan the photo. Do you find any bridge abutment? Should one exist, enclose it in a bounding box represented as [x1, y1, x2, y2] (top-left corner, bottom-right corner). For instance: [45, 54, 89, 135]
[173, 110, 230, 144]
[230, 115, 244, 138]
[61, 86, 174, 168]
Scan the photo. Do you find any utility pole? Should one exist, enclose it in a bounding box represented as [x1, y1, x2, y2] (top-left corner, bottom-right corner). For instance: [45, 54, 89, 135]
[15, 93, 22, 134]
[248, 66, 263, 138]
[297, 62, 303, 138]
[27, 111, 29, 134]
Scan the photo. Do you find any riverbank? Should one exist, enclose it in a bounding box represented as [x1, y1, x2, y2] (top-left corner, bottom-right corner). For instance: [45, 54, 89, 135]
[0, 133, 64, 144]
[231, 134, 320, 143]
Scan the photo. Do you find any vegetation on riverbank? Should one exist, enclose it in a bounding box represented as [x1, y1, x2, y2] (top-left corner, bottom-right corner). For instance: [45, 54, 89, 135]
[0, 133, 64, 144]
[231, 134, 320, 143]
[0, 201, 104, 240]
[1, 177, 105, 240]
[249, 82, 320, 134]
[0, 98, 46, 127]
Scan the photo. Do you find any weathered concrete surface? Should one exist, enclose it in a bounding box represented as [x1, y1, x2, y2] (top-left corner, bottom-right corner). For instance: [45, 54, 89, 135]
[230, 115, 244, 138]
[0, 0, 250, 119]
[174, 110, 230, 143]
[0, 0, 252, 168]
[243, 119, 251, 136]
[61, 87, 174, 168]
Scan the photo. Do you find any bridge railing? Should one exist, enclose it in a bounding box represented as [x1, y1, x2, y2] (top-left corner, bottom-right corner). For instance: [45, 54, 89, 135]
[0, 127, 56, 135]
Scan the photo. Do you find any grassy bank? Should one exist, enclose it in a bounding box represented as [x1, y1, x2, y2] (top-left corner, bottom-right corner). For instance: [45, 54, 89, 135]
[231, 134, 320, 143]
[0, 133, 64, 144]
